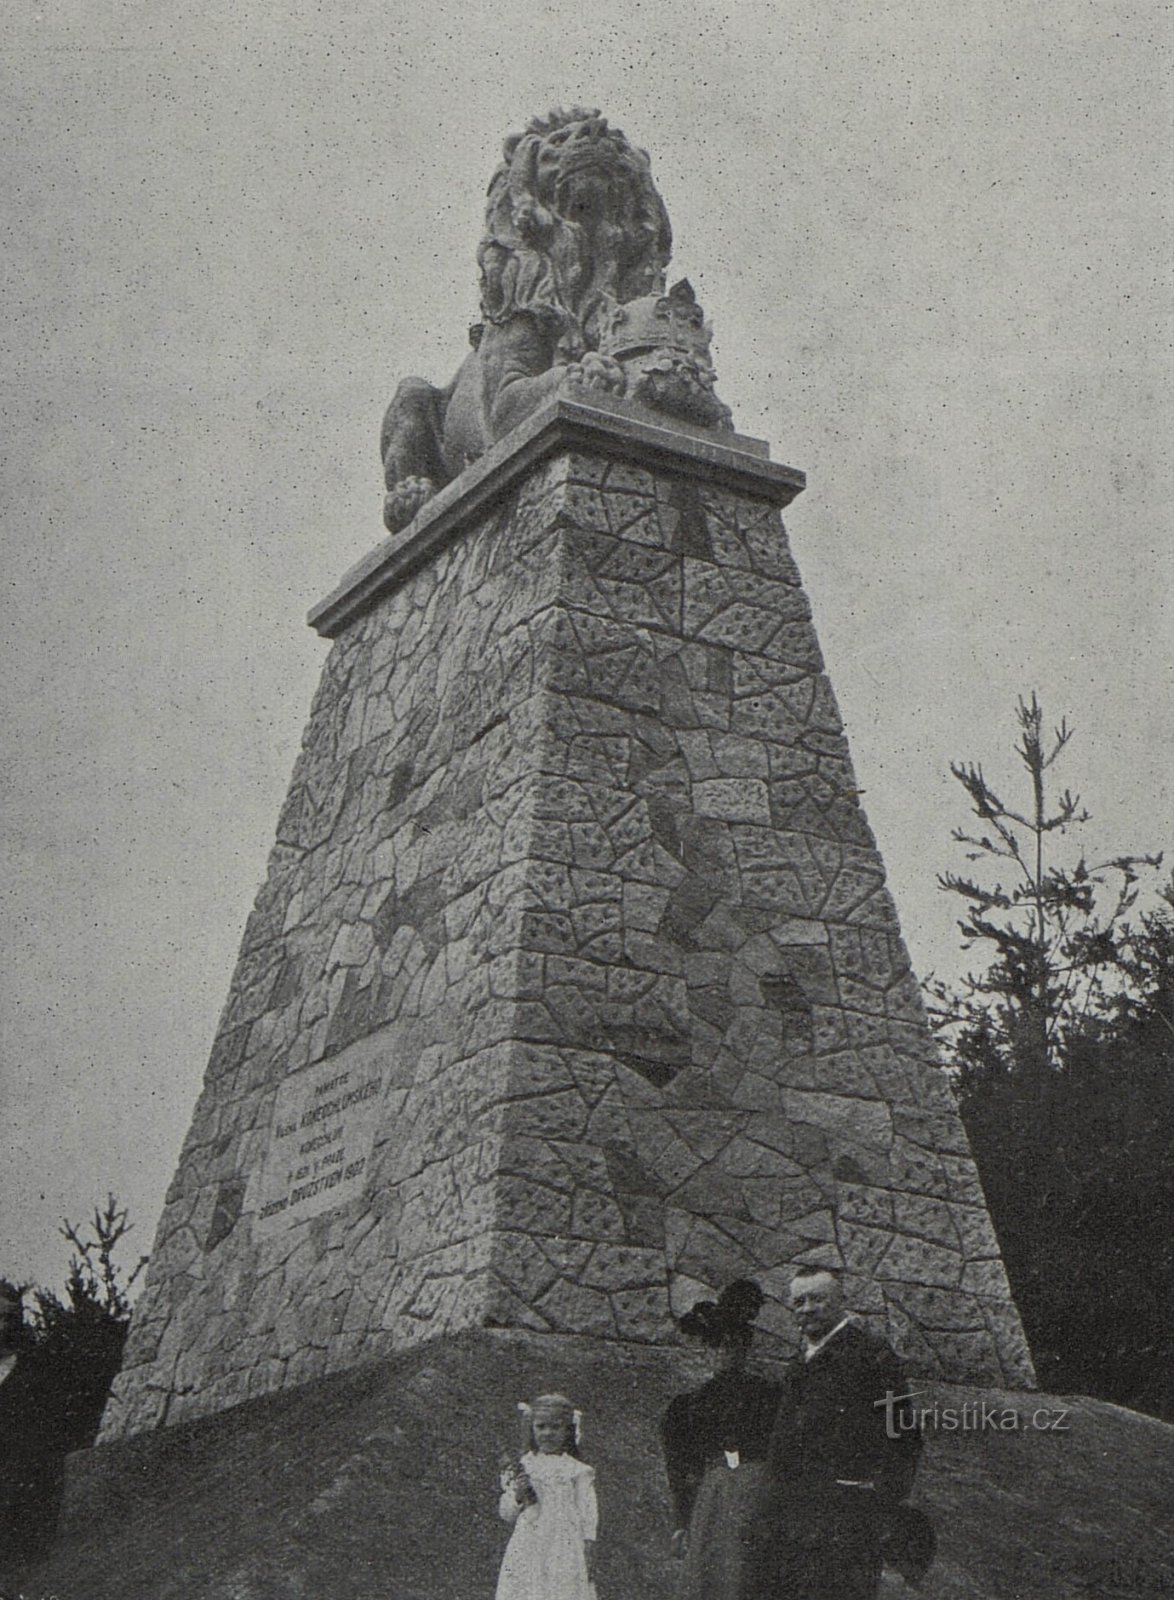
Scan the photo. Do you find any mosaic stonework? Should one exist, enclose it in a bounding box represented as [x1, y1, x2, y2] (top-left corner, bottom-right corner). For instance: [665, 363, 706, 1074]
[101, 444, 1033, 1441]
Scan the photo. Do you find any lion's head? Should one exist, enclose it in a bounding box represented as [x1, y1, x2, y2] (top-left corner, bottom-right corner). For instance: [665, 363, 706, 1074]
[476, 108, 672, 353]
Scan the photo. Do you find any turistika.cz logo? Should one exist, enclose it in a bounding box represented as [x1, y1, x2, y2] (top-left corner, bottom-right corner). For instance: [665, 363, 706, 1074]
[876, 1389, 1071, 1439]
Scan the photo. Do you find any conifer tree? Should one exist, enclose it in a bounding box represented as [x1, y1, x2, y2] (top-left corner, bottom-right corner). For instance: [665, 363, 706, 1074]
[1, 1196, 147, 1564]
[927, 692, 1161, 1091]
[928, 696, 1171, 1415]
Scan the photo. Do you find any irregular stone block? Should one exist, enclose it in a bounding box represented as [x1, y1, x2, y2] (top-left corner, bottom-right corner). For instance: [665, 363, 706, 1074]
[879, 1233, 965, 1290]
[891, 1193, 964, 1250]
[782, 1089, 893, 1151]
[534, 1278, 617, 1337]
[580, 1243, 666, 1292]
[610, 1284, 672, 1340]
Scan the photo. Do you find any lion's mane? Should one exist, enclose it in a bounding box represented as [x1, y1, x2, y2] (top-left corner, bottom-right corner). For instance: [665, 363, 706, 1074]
[475, 107, 672, 352]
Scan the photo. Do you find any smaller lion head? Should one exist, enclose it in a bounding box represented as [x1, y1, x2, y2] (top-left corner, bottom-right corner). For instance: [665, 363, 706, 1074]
[477, 108, 672, 349]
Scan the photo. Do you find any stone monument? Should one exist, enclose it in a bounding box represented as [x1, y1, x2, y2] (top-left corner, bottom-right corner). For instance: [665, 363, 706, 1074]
[100, 107, 1032, 1447]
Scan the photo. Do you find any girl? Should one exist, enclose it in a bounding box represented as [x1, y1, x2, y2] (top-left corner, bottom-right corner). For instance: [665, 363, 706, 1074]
[496, 1392, 598, 1600]
[660, 1279, 780, 1600]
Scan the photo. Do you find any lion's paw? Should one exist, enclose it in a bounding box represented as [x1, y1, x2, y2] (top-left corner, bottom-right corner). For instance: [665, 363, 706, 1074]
[384, 475, 436, 533]
[561, 352, 627, 398]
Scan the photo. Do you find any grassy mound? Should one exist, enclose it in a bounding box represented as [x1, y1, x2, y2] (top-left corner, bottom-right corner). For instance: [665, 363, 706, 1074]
[11, 1329, 1173, 1599]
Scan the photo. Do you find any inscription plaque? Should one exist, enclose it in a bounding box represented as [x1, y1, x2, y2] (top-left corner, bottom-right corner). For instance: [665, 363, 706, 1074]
[252, 1048, 385, 1236]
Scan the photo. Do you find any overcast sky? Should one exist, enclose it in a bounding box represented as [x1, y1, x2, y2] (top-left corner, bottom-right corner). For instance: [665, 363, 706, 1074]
[2, 0, 1170, 1295]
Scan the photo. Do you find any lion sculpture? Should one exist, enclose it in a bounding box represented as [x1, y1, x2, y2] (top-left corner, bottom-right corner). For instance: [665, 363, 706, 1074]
[380, 108, 732, 533]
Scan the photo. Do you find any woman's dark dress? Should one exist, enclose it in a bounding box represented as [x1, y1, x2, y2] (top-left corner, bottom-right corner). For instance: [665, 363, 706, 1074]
[661, 1368, 781, 1600]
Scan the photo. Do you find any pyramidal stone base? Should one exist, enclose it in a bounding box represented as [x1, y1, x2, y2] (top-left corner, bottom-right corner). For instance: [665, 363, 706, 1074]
[101, 395, 1032, 1444]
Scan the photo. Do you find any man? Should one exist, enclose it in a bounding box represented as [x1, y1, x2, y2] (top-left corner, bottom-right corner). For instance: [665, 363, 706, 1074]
[746, 1267, 921, 1600]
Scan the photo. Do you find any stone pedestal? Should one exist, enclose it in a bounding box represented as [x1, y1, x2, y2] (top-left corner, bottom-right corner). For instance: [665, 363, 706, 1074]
[100, 396, 1032, 1444]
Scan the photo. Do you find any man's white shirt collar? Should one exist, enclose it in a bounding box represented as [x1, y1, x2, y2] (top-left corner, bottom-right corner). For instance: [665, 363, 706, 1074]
[802, 1315, 853, 1360]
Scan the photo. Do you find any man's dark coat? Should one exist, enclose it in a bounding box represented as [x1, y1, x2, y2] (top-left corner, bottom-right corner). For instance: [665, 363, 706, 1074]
[747, 1320, 921, 1600]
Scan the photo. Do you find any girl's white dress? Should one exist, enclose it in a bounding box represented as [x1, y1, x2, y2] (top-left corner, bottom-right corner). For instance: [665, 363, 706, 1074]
[495, 1450, 598, 1600]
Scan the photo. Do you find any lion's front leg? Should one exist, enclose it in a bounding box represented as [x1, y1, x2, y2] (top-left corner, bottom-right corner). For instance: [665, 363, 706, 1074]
[381, 376, 448, 532]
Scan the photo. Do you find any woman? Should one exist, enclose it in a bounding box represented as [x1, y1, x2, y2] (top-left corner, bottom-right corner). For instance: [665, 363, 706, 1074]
[661, 1280, 781, 1600]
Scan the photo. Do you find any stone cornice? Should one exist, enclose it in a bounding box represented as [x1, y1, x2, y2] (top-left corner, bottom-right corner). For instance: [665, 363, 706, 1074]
[308, 394, 805, 639]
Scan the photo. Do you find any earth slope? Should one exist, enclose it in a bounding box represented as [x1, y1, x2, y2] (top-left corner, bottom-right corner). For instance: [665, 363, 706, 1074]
[13, 1330, 1174, 1599]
